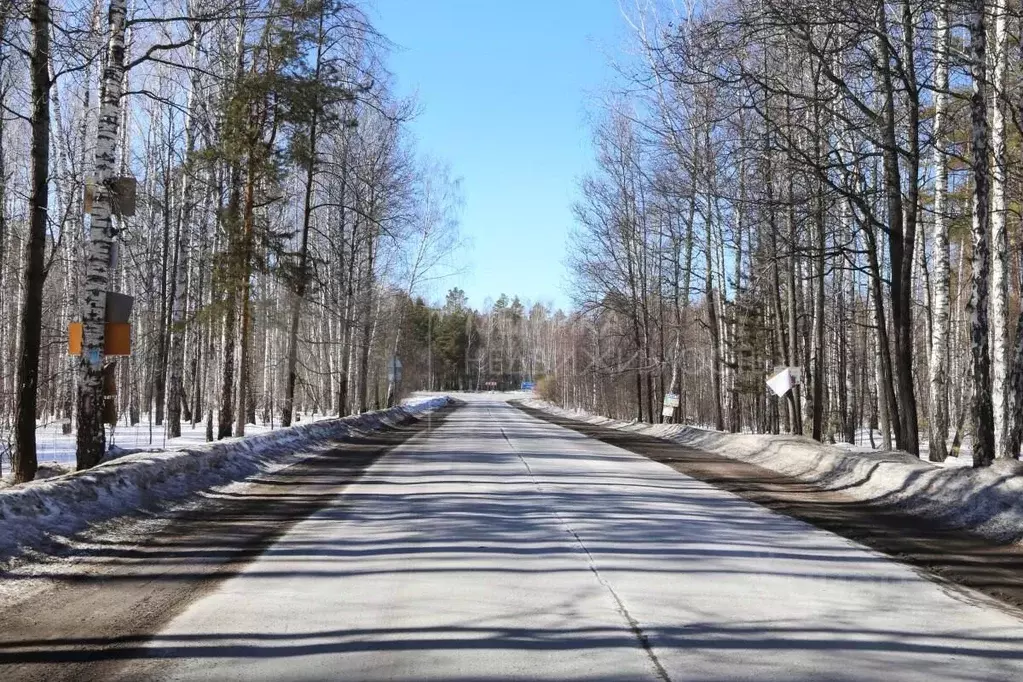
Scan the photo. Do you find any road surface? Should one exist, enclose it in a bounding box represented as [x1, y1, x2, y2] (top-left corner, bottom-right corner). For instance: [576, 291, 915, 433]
[7, 396, 1023, 680]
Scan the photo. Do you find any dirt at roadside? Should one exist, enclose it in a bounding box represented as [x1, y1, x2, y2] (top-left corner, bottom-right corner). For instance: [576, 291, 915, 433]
[513, 401, 1023, 617]
[0, 405, 458, 682]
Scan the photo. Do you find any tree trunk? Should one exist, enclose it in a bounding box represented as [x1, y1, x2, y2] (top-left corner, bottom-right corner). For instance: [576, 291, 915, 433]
[786, 173, 802, 435]
[877, 1, 919, 455]
[76, 0, 127, 470]
[990, 0, 1010, 458]
[928, 2, 951, 462]
[13, 0, 51, 482]
[706, 230, 724, 431]
[1006, 13, 1023, 461]
[282, 12, 324, 426]
[235, 163, 257, 436]
[811, 153, 825, 442]
[357, 231, 375, 413]
[217, 14, 247, 440]
[865, 226, 897, 451]
[968, 0, 995, 467]
[154, 133, 173, 426]
[1006, 273, 1023, 458]
[217, 176, 241, 440]
[166, 13, 201, 439]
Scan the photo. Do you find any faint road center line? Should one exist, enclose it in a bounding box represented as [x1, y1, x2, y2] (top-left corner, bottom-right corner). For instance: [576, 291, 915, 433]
[499, 423, 673, 682]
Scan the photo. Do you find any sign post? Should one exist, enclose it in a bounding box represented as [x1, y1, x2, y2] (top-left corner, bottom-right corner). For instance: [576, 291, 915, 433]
[388, 356, 402, 384]
[662, 392, 680, 419]
[767, 367, 802, 397]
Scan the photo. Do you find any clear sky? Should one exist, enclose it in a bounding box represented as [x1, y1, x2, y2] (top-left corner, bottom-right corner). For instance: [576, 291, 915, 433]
[368, 0, 631, 311]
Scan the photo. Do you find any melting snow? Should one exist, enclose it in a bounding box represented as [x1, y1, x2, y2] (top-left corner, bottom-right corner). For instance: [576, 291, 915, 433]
[524, 399, 1023, 545]
[0, 397, 451, 567]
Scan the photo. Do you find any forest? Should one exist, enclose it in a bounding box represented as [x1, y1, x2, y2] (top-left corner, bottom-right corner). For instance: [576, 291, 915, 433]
[407, 0, 1023, 468]
[537, 0, 1023, 468]
[2, 0, 1022, 483]
[0, 0, 467, 482]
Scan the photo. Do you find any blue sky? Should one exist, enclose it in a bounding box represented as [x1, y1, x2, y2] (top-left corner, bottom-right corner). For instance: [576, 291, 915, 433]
[369, 0, 631, 311]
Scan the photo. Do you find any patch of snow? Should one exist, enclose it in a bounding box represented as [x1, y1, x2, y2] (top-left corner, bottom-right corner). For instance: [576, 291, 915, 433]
[0, 410, 343, 476]
[0, 396, 451, 567]
[523, 399, 1023, 545]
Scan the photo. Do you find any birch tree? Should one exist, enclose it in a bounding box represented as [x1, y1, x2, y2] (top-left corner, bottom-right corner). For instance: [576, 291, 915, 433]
[989, 0, 1010, 459]
[77, 0, 127, 469]
[927, 0, 950, 463]
[0, 0, 465, 476]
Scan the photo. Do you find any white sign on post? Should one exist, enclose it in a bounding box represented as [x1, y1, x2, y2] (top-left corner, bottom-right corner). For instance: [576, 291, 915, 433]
[388, 356, 402, 383]
[767, 367, 801, 397]
[662, 393, 680, 418]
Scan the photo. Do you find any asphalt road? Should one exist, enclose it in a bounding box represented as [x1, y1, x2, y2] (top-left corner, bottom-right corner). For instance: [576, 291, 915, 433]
[134, 397, 1023, 681]
[5, 396, 1023, 681]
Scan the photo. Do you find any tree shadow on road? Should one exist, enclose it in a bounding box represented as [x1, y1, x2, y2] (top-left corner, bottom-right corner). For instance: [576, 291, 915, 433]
[3, 400, 1023, 681]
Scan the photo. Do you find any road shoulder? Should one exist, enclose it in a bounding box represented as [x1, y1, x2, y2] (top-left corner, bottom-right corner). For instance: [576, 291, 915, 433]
[513, 400, 1023, 616]
[0, 404, 459, 682]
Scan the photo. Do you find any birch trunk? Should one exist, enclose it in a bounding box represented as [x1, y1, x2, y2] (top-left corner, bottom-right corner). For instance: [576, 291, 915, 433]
[76, 0, 127, 469]
[928, 2, 951, 462]
[989, 0, 1010, 458]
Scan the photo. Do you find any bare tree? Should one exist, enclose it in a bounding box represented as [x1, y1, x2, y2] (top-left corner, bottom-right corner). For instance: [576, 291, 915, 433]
[12, 0, 52, 482]
[77, 0, 128, 469]
[927, 0, 950, 463]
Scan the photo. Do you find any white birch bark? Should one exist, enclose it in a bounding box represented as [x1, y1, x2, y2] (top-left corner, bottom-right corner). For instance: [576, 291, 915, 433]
[989, 0, 1010, 458]
[927, 1, 951, 462]
[76, 0, 127, 469]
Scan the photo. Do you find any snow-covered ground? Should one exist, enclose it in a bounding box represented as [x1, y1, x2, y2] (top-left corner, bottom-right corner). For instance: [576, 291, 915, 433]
[2, 409, 339, 476]
[0, 396, 451, 567]
[833, 427, 975, 468]
[523, 399, 1023, 545]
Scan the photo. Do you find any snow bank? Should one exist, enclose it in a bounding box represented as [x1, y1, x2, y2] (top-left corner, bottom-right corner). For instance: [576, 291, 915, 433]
[6, 408, 344, 472]
[522, 399, 1023, 545]
[0, 397, 451, 563]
